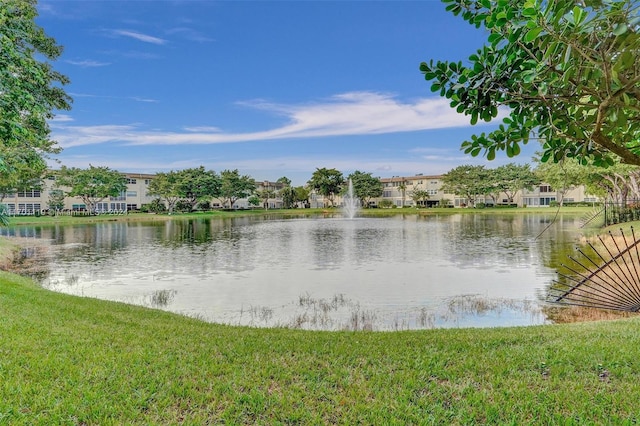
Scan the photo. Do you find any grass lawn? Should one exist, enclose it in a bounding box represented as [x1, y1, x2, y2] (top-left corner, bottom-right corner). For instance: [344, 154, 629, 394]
[6, 205, 595, 227]
[2, 272, 640, 424]
[3, 206, 634, 424]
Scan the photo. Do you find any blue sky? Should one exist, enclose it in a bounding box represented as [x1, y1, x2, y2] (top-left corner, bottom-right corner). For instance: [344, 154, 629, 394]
[38, 0, 537, 186]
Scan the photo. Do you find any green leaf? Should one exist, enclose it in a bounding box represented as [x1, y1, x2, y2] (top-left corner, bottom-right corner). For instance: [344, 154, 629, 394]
[613, 23, 627, 36]
[524, 27, 543, 42]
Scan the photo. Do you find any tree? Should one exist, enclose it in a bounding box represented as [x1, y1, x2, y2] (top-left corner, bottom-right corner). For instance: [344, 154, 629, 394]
[274, 176, 296, 209]
[176, 167, 221, 212]
[147, 171, 182, 214]
[276, 176, 292, 186]
[307, 168, 343, 207]
[492, 163, 540, 204]
[410, 189, 430, 207]
[347, 171, 383, 208]
[441, 165, 491, 206]
[47, 188, 65, 212]
[1, 1, 72, 188]
[294, 186, 310, 208]
[55, 165, 127, 213]
[397, 181, 407, 207]
[256, 188, 275, 209]
[420, 0, 640, 167]
[572, 159, 640, 203]
[534, 157, 589, 206]
[219, 169, 256, 209]
[279, 185, 296, 209]
[247, 195, 261, 208]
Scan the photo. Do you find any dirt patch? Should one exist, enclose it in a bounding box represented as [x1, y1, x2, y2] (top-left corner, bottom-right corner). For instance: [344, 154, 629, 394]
[0, 237, 51, 278]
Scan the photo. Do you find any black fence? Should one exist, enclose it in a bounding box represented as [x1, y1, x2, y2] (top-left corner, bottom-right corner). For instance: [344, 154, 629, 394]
[604, 201, 640, 226]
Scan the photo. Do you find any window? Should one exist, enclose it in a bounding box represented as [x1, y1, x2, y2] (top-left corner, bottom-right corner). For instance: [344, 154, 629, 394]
[539, 185, 554, 193]
[72, 204, 86, 211]
[126, 204, 138, 211]
[17, 189, 41, 198]
[539, 197, 556, 206]
[110, 202, 126, 211]
[18, 203, 40, 213]
[110, 191, 126, 201]
[144, 179, 151, 185]
[383, 191, 392, 197]
[126, 178, 137, 184]
[95, 202, 109, 212]
[427, 189, 438, 195]
[126, 191, 137, 197]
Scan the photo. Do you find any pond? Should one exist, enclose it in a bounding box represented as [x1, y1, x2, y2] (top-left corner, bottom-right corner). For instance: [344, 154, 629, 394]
[5, 213, 586, 330]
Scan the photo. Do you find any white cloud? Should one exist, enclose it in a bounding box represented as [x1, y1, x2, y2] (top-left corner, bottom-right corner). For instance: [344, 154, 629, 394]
[67, 93, 158, 103]
[66, 59, 111, 67]
[110, 29, 167, 45]
[51, 114, 74, 122]
[51, 91, 498, 148]
[183, 126, 222, 132]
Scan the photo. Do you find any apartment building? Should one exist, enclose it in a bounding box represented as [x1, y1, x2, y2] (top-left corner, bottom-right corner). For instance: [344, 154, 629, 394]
[1, 174, 293, 214]
[1, 170, 600, 215]
[1, 172, 157, 214]
[375, 174, 599, 208]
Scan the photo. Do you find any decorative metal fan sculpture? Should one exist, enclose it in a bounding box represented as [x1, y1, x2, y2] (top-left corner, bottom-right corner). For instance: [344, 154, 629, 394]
[548, 227, 640, 312]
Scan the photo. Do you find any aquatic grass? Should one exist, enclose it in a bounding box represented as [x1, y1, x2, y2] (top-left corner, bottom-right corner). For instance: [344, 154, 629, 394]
[3, 273, 640, 423]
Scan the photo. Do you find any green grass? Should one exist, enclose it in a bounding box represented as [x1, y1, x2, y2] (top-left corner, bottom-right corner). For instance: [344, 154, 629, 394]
[7, 205, 593, 226]
[2, 272, 640, 424]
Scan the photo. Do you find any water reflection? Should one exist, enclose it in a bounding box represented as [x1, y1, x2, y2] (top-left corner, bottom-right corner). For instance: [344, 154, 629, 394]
[3, 213, 586, 330]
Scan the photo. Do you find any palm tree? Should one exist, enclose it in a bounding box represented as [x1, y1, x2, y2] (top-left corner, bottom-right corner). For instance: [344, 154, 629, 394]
[397, 181, 407, 207]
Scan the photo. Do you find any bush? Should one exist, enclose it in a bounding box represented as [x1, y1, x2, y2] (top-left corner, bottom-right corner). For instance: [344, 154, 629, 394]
[175, 200, 192, 213]
[141, 199, 167, 214]
[475, 203, 486, 209]
[378, 200, 394, 209]
[549, 201, 560, 207]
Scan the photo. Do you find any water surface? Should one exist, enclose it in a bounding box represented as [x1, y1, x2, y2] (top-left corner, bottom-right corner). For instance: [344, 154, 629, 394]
[7, 213, 585, 330]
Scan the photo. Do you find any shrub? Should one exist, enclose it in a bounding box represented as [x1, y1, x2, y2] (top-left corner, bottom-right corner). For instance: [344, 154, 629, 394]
[141, 199, 166, 214]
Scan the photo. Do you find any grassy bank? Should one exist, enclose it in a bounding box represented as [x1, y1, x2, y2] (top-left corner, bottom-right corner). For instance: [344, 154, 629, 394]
[6, 205, 593, 226]
[2, 273, 640, 424]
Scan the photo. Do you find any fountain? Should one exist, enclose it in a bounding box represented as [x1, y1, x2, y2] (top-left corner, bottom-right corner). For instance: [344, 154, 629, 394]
[342, 178, 360, 219]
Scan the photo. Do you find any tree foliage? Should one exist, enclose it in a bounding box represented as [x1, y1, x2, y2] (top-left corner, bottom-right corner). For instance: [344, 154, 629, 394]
[176, 167, 221, 212]
[56, 165, 127, 213]
[534, 157, 590, 205]
[347, 170, 383, 207]
[307, 168, 344, 207]
[441, 165, 492, 206]
[491, 163, 540, 203]
[256, 188, 275, 209]
[294, 186, 310, 207]
[147, 171, 182, 214]
[219, 169, 256, 209]
[410, 189, 430, 207]
[421, 0, 640, 166]
[1, 0, 72, 184]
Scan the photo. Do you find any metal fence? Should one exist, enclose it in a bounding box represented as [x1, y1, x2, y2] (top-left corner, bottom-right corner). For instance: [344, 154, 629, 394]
[603, 201, 640, 226]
